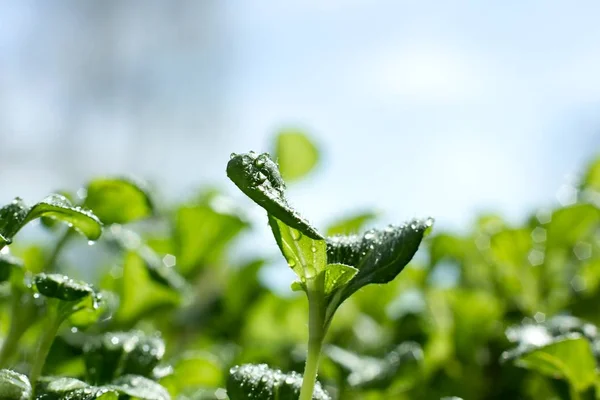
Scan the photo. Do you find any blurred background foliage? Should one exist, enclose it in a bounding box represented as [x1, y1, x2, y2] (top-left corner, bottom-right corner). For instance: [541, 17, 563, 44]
[1, 130, 599, 399]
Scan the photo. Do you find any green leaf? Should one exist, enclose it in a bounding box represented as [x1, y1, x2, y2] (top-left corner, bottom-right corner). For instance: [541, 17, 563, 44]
[581, 155, 600, 192]
[0, 253, 23, 282]
[68, 292, 108, 328]
[227, 364, 330, 400]
[322, 263, 357, 296]
[0, 199, 29, 247]
[108, 375, 170, 400]
[159, 352, 223, 396]
[114, 251, 182, 324]
[84, 177, 154, 225]
[0, 194, 102, 248]
[25, 194, 102, 241]
[546, 204, 600, 248]
[227, 152, 322, 240]
[0, 369, 31, 400]
[325, 219, 433, 314]
[84, 331, 166, 384]
[268, 216, 327, 280]
[35, 377, 119, 400]
[502, 334, 596, 392]
[325, 211, 378, 236]
[34, 273, 93, 302]
[325, 342, 423, 389]
[174, 191, 248, 276]
[273, 130, 319, 182]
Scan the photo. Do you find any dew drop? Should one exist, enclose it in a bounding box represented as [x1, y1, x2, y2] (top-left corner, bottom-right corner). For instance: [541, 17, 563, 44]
[288, 259, 296, 267]
[87, 240, 96, 246]
[290, 229, 303, 241]
[230, 152, 238, 159]
[310, 245, 317, 253]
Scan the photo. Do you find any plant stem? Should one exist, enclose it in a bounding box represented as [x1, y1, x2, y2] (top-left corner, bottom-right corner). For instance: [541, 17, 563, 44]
[299, 278, 326, 400]
[0, 292, 37, 367]
[43, 228, 73, 272]
[29, 302, 61, 388]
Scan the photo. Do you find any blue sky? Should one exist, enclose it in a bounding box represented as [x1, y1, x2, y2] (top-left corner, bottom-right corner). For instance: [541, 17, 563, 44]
[1, 2, 599, 279]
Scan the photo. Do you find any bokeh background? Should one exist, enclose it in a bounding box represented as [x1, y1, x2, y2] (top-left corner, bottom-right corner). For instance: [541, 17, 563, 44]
[1, 1, 599, 250]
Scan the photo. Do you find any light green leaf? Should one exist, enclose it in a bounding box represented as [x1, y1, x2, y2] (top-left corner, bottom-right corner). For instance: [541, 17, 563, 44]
[84, 177, 154, 225]
[322, 263, 357, 296]
[114, 251, 181, 324]
[159, 352, 223, 396]
[174, 191, 248, 276]
[581, 155, 600, 192]
[109, 375, 170, 400]
[0, 369, 31, 400]
[227, 364, 330, 400]
[502, 334, 596, 392]
[227, 152, 322, 240]
[325, 211, 378, 236]
[274, 130, 319, 182]
[268, 216, 327, 280]
[325, 219, 433, 317]
[35, 377, 119, 400]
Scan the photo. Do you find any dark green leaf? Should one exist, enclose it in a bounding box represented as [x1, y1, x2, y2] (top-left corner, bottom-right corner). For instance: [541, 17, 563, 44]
[227, 364, 330, 400]
[325, 211, 378, 236]
[227, 152, 322, 240]
[0, 369, 31, 400]
[108, 375, 170, 400]
[502, 334, 596, 392]
[325, 219, 432, 315]
[0, 199, 29, 247]
[268, 216, 327, 280]
[84, 177, 154, 225]
[34, 273, 93, 302]
[25, 194, 102, 241]
[84, 331, 165, 384]
[35, 377, 119, 400]
[0, 253, 23, 282]
[274, 130, 319, 182]
[325, 342, 423, 389]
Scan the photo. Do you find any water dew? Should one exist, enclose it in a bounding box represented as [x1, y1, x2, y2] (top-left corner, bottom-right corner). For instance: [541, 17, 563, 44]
[290, 229, 303, 241]
[288, 259, 297, 267]
[87, 240, 96, 246]
[230, 152, 238, 159]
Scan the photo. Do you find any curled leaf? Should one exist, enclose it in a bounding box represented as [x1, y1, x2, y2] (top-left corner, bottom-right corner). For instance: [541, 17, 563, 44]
[227, 152, 322, 240]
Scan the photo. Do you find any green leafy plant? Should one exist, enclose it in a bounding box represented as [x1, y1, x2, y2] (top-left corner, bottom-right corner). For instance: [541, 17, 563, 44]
[226, 151, 432, 399]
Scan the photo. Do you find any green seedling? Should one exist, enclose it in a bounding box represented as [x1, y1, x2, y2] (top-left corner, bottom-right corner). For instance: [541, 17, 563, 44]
[227, 151, 432, 400]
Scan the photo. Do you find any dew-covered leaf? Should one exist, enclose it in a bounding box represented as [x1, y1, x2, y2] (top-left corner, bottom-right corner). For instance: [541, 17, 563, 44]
[108, 375, 170, 400]
[227, 152, 322, 240]
[0, 369, 31, 400]
[274, 130, 319, 182]
[322, 263, 357, 296]
[26, 194, 102, 241]
[34, 273, 93, 302]
[0, 199, 29, 248]
[34, 376, 120, 400]
[84, 177, 154, 225]
[325, 211, 378, 236]
[501, 334, 596, 392]
[325, 342, 423, 389]
[84, 331, 165, 384]
[227, 364, 330, 400]
[325, 219, 433, 315]
[268, 216, 327, 280]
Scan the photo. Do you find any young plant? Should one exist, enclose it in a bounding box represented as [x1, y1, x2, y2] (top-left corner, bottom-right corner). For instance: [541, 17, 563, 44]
[227, 151, 432, 399]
